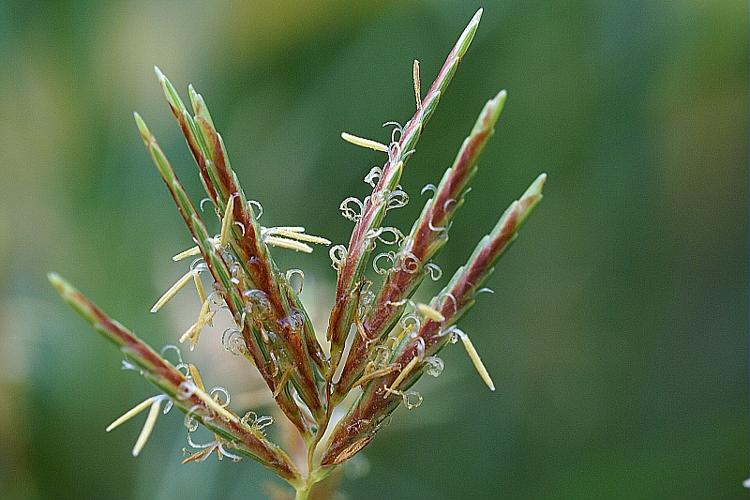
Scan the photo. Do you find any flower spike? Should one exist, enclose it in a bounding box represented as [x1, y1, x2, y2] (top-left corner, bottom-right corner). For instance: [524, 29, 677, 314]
[49, 9, 546, 499]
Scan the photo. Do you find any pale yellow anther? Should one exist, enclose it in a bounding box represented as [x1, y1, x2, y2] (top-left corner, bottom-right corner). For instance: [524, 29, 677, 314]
[354, 365, 398, 388]
[341, 132, 389, 152]
[457, 331, 495, 391]
[188, 363, 206, 391]
[387, 355, 421, 394]
[415, 303, 445, 322]
[264, 236, 313, 253]
[151, 269, 195, 313]
[179, 299, 215, 350]
[105, 395, 166, 457]
[193, 272, 207, 303]
[271, 226, 305, 233]
[267, 228, 331, 246]
[172, 245, 201, 261]
[413, 59, 422, 110]
[219, 197, 235, 247]
[106, 397, 155, 433]
[132, 397, 162, 456]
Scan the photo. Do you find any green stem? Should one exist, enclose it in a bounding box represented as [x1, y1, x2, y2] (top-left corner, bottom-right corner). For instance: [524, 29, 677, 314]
[295, 485, 311, 500]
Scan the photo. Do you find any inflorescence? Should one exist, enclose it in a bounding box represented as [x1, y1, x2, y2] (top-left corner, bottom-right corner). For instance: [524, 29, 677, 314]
[49, 9, 545, 498]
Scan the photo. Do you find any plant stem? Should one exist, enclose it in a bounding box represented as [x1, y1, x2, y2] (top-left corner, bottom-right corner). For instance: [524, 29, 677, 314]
[294, 485, 310, 500]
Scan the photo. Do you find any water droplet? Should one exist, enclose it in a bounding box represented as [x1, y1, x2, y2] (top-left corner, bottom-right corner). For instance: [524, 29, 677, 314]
[177, 380, 196, 400]
[280, 309, 305, 331]
[243, 289, 271, 316]
[402, 391, 423, 410]
[425, 356, 444, 377]
[445, 326, 463, 344]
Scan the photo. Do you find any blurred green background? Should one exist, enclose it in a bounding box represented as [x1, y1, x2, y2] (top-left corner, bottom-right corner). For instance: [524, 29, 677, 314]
[0, 0, 747, 498]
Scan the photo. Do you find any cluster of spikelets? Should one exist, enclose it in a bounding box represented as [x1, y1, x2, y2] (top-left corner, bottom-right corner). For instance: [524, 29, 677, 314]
[48, 9, 545, 498]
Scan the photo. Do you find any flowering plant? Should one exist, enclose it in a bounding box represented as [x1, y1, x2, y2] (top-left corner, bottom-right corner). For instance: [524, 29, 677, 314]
[49, 8, 545, 498]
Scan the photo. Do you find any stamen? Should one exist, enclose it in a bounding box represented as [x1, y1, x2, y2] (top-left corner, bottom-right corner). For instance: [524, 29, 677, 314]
[341, 132, 389, 152]
[132, 397, 162, 456]
[172, 245, 201, 261]
[188, 363, 206, 391]
[455, 330, 495, 391]
[151, 270, 195, 313]
[106, 397, 156, 432]
[179, 299, 215, 350]
[386, 355, 421, 395]
[264, 236, 313, 253]
[415, 303, 445, 322]
[193, 272, 207, 303]
[354, 365, 398, 388]
[265, 228, 331, 246]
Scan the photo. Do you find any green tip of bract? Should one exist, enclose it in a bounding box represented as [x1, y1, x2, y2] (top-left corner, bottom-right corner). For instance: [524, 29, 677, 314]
[133, 112, 150, 140]
[47, 272, 65, 292]
[517, 173, 546, 226]
[153, 65, 165, 82]
[524, 173, 547, 199]
[494, 89, 508, 108]
[488, 89, 507, 123]
[472, 90, 507, 135]
[456, 8, 483, 59]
